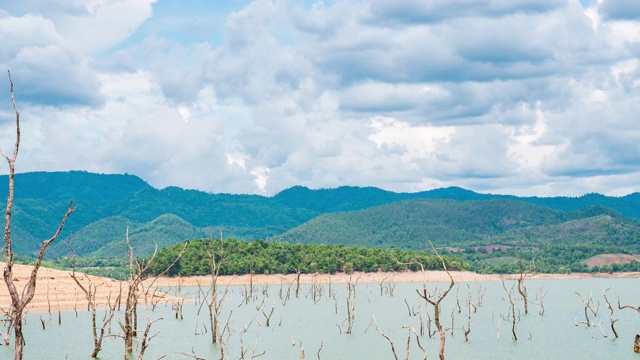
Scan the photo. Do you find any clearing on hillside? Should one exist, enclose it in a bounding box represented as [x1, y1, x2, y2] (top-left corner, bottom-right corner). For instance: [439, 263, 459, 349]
[584, 253, 640, 267]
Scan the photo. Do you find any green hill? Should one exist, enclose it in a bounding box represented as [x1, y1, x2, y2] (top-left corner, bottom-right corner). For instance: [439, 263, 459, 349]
[1, 171, 640, 259]
[492, 213, 640, 248]
[273, 199, 640, 251]
[87, 214, 209, 257]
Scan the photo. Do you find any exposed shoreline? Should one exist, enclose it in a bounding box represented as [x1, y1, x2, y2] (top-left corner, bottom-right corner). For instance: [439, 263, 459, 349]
[0, 263, 638, 312]
[151, 270, 640, 288]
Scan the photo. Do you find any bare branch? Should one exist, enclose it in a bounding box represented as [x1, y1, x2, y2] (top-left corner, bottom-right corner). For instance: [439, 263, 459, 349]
[2, 71, 74, 359]
[415, 241, 455, 360]
[373, 315, 399, 360]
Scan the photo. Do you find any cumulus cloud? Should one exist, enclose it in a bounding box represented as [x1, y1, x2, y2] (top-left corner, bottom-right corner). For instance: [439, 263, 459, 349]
[2, 0, 640, 197]
[0, 14, 104, 107]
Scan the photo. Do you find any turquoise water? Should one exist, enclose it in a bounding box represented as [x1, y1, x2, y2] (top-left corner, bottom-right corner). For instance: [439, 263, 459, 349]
[1, 278, 639, 359]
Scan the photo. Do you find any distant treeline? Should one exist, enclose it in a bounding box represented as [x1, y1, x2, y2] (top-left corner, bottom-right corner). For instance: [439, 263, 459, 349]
[145, 238, 468, 277]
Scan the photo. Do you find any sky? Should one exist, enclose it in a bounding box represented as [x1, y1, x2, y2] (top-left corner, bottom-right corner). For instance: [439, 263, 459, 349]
[1, 0, 640, 197]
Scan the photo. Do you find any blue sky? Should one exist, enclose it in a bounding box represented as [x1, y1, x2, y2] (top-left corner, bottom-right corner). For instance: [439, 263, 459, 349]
[1, 0, 640, 197]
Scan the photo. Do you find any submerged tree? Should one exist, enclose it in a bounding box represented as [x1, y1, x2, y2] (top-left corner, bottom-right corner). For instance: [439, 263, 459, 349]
[204, 231, 229, 346]
[68, 239, 118, 358]
[517, 257, 536, 315]
[119, 227, 187, 359]
[416, 243, 455, 360]
[1, 71, 75, 360]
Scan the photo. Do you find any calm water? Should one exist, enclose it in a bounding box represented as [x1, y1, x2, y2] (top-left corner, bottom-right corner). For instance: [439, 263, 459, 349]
[1, 277, 639, 359]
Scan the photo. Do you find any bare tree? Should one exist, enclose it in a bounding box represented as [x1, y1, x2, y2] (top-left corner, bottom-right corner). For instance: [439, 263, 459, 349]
[372, 315, 398, 360]
[295, 267, 302, 298]
[119, 227, 187, 358]
[616, 293, 640, 313]
[602, 287, 618, 338]
[136, 291, 164, 360]
[68, 239, 118, 357]
[345, 275, 359, 335]
[575, 292, 598, 327]
[535, 285, 547, 316]
[615, 292, 640, 352]
[404, 325, 428, 360]
[501, 280, 518, 340]
[517, 257, 536, 315]
[261, 302, 275, 327]
[463, 284, 476, 342]
[204, 231, 232, 345]
[416, 244, 455, 360]
[1, 71, 75, 360]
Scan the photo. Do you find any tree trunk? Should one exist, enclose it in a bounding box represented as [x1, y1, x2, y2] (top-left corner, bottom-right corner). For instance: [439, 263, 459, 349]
[434, 306, 446, 360]
[13, 313, 24, 360]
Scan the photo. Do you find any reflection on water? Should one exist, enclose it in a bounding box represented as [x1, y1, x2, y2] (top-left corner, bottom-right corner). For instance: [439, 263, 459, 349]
[1, 277, 639, 359]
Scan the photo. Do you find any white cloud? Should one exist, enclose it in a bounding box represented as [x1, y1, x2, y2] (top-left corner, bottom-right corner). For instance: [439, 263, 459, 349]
[3, 0, 640, 197]
[0, 14, 104, 107]
[58, 0, 156, 54]
[368, 117, 456, 162]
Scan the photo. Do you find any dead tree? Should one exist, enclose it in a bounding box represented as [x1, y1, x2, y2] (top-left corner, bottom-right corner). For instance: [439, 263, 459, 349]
[372, 315, 398, 360]
[404, 325, 428, 360]
[535, 285, 547, 316]
[2, 310, 14, 345]
[1, 70, 75, 360]
[205, 231, 231, 345]
[501, 280, 518, 340]
[262, 302, 275, 327]
[238, 317, 265, 360]
[121, 228, 143, 356]
[416, 244, 455, 360]
[517, 258, 536, 314]
[616, 292, 640, 352]
[345, 276, 359, 335]
[295, 267, 302, 298]
[463, 284, 476, 342]
[602, 287, 618, 338]
[379, 276, 397, 297]
[616, 293, 640, 313]
[575, 292, 598, 327]
[68, 239, 118, 357]
[172, 276, 185, 320]
[136, 290, 163, 360]
[120, 227, 186, 358]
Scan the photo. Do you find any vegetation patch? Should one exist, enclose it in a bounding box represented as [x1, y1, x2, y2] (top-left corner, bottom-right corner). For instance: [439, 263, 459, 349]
[144, 238, 468, 277]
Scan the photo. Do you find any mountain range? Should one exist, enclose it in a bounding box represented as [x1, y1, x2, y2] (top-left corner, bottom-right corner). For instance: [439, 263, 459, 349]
[1, 171, 639, 258]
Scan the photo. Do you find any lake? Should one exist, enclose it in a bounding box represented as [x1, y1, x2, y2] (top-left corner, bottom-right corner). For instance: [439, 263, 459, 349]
[2, 277, 639, 359]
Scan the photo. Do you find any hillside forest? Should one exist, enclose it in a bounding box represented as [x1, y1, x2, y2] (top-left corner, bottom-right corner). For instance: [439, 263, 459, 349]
[3, 171, 640, 277]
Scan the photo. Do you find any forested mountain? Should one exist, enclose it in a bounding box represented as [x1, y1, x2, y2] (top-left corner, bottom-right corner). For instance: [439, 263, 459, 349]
[273, 199, 640, 251]
[1, 171, 640, 259]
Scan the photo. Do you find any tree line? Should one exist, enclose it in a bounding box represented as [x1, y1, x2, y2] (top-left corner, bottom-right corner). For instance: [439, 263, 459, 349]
[145, 238, 468, 277]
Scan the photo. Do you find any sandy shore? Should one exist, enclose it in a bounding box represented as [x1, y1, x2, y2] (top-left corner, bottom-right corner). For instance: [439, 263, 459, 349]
[0, 263, 125, 313]
[0, 263, 638, 312]
[150, 270, 640, 287]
